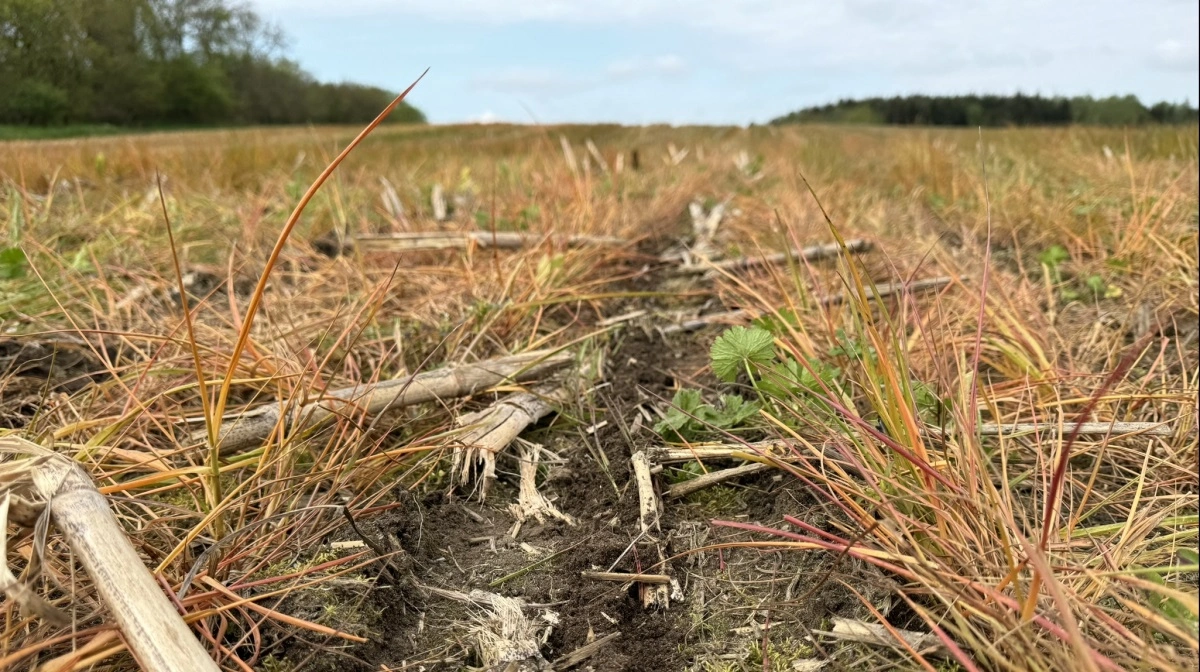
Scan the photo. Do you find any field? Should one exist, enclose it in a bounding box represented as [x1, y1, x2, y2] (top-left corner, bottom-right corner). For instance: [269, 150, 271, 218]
[1, 119, 1197, 671]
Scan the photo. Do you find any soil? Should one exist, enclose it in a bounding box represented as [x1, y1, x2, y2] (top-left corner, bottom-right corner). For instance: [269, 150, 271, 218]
[265, 308, 882, 671]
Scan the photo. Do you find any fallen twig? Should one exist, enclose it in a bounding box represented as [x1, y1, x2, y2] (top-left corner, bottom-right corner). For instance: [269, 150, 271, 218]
[188, 349, 572, 455]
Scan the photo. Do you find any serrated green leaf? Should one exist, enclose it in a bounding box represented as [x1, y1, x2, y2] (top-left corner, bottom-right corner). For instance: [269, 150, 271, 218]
[717, 394, 760, 427]
[710, 326, 775, 383]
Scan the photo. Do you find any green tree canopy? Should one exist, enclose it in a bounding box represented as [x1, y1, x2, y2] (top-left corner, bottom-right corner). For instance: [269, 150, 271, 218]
[0, 0, 426, 126]
[770, 94, 1197, 127]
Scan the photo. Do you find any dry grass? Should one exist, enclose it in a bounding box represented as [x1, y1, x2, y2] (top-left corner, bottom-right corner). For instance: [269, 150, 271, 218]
[1, 119, 1196, 671]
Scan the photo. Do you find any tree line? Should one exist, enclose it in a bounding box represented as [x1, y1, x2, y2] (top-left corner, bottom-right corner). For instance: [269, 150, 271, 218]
[770, 94, 1198, 127]
[0, 0, 426, 127]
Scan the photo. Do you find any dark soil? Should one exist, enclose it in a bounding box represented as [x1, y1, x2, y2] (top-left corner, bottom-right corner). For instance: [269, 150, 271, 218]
[265, 321, 880, 672]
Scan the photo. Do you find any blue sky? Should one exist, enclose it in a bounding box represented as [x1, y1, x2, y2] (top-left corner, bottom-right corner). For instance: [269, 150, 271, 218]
[250, 1, 1199, 125]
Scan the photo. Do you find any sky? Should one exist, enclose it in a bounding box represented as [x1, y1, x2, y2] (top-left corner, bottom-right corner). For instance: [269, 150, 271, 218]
[249, 0, 1200, 126]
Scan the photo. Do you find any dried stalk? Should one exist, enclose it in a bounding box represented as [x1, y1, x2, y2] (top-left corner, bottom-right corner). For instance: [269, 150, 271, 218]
[817, 616, 949, 658]
[672, 239, 873, 276]
[351, 230, 626, 252]
[1, 437, 218, 672]
[630, 451, 671, 608]
[452, 383, 574, 499]
[580, 571, 671, 585]
[666, 462, 771, 499]
[508, 440, 577, 527]
[660, 276, 954, 334]
[551, 631, 621, 670]
[190, 349, 572, 454]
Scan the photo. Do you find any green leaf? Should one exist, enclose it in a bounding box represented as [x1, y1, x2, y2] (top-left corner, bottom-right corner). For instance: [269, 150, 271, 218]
[912, 381, 948, 424]
[655, 389, 705, 438]
[655, 390, 759, 440]
[1038, 244, 1070, 270]
[710, 326, 775, 383]
[716, 394, 760, 427]
[0, 247, 27, 280]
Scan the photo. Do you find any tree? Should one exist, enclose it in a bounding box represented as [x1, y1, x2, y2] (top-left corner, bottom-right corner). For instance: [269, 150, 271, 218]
[0, 0, 426, 127]
[769, 94, 1195, 127]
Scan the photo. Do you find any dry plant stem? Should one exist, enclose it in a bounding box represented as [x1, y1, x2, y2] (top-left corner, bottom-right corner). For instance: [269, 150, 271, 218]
[10, 438, 220, 672]
[352, 230, 627, 252]
[972, 421, 1179, 438]
[580, 571, 671, 584]
[508, 441, 577, 527]
[453, 383, 575, 498]
[551, 631, 622, 670]
[629, 451, 671, 608]
[647, 440, 813, 464]
[0, 495, 69, 626]
[660, 276, 954, 334]
[649, 419, 1183, 466]
[196, 349, 572, 454]
[816, 616, 948, 659]
[665, 462, 771, 499]
[673, 238, 872, 275]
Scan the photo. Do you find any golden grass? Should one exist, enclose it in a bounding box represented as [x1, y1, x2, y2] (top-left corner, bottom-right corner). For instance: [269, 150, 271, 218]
[1, 119, 1196, 670]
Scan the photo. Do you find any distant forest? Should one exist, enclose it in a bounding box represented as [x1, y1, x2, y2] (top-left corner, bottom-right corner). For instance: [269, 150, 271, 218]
[770, 94, 1199, 127]
[0, 0, 425, 127]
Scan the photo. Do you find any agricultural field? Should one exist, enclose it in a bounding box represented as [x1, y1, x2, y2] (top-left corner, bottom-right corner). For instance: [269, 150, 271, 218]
[1, 119, 1197, 671]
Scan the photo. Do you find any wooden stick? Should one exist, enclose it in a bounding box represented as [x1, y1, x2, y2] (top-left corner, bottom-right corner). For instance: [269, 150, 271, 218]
[672, 239, 873, 275]
[580, 571, 671, 585]
[190, 349, 572, 454]
[3, 437, 219, 672]
[351, 230, 626, 252]
[452, 383, 574, 499]
[660, 276, 954, 334]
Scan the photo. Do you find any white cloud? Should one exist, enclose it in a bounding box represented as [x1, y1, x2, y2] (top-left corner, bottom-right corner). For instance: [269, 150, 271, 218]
[471, 54, 688, 95]
[470, 67, 579, 94]
[1151, 39, 1199, 71]
[606, 54, 687, 79]
[472, 110, 499, 123]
